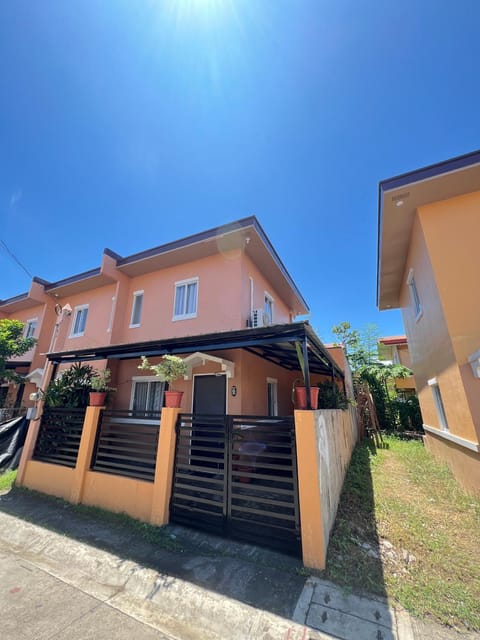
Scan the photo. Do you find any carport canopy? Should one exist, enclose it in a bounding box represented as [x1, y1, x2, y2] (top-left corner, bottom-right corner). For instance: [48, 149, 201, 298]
[46, 321, 344, 408]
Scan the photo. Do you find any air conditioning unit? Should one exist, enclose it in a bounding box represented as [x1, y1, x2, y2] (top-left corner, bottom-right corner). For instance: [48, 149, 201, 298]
[251, 308, 265, 328]
[251, 309, 271, 328]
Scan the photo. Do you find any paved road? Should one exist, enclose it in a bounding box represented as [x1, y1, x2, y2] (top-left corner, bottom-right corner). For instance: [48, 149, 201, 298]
[1, 552, 173, 640]
[0, 489, 474, 640]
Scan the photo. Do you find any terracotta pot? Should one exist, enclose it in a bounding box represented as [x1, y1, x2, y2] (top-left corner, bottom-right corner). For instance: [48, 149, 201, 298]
[89, 391, 107, 407]
[164, 390, 184, 408]
[294, 386, 319, 410]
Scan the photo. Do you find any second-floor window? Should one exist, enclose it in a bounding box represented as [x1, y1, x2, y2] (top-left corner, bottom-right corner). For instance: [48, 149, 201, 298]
[264, 292, 274, 325]
[407, 269, 422, 320]
[71, 304, 89, 337]
[130, 291, 144, 327]
[24, 318, 38, 339]
[173, 278, 198, 320]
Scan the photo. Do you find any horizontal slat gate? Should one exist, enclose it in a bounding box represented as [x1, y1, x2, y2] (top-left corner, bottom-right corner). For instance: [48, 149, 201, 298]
[228, 416, 301, 554]
[170, 414, 301, 555]
[90, 410, 161, 481]
[170, 414, 227, 534]
[33, 408, 86, 467]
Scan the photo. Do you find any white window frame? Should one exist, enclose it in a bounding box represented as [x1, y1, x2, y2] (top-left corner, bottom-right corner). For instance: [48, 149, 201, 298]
[267, 377, 278, 416]
[406, 269, 422, 322]
[24, 318, 38, 339]
[129, 290, 144, 328]
[428, 377, 449, 432]
[70, 304, 89, 338]
[264, 291, 274, 325]
[173, 277, 199, 321]
[130, 375, 165, 415]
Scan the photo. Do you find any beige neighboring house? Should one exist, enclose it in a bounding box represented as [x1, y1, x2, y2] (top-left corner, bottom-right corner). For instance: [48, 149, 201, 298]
[377, 336, 416, 395]
[377, 149, 480, 495]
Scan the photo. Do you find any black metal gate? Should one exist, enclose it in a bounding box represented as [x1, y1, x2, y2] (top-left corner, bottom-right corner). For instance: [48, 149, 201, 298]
[170, 414, 301, 556]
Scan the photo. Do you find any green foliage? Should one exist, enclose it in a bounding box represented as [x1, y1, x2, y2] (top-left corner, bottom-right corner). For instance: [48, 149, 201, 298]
[44, 363, 95, 408]
[0, 319, 36, 382]
[0, 469, 17, 492]
[331, 321, 380, 370]
[90, 368, 116, 393]
[138, 355, 187, 384]
[316, 380, 349, 410]
[394, 394, 423, 431]
[332, 321, 423, 432]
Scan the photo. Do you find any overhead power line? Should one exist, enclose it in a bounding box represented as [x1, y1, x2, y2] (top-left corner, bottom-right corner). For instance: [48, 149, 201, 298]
[0, 238, 33, 279]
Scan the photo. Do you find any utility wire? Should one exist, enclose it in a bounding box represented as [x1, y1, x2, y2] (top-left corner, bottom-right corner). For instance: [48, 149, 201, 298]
[0, 238, 33, 279]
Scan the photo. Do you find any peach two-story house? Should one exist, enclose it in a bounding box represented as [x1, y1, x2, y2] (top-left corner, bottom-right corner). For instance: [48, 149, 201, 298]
[377, 150, 480, 494]
[1, 217, 344, 417]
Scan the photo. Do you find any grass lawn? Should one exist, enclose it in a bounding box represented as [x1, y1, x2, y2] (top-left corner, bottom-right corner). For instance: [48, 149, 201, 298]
[324, 436, 480, 632]
[0, 470, 17, 492]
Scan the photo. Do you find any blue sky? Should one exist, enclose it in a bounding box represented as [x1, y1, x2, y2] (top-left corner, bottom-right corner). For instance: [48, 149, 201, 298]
[1, 1, 479, 343]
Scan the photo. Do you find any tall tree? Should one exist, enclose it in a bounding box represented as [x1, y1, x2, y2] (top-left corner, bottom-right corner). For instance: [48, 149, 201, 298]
[331, 321, 421, 431]
[0, 319, 36, 383]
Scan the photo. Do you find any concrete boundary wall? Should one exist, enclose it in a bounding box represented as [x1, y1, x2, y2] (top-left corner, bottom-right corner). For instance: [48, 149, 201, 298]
[295, 407, 358, 569]
[18, 407, 181, 527]
[315, 407, 358, 546]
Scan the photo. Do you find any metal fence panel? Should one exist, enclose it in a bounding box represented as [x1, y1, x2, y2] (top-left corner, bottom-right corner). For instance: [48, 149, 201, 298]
[33, 408, 86, 468]
[90, 410, 161, 481]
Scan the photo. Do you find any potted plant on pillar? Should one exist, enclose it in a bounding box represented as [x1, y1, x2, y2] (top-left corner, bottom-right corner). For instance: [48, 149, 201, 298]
[138, 355, 188, 408]
[292, 342, 319, 410]
[89, 369, 116, 407]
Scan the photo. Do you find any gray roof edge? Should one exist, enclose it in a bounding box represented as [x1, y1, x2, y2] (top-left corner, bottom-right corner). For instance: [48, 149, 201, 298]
[116, 216, 258, 266]
[116, 215, 309, 313]
[45, 267, 102, 291]
[379, 148, 480, 193]
[0, 291, 29, 307]
[251, 218, 310, 313]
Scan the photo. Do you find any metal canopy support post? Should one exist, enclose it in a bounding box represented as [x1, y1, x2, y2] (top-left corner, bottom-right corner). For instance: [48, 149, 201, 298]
[302, 336, 312, 410]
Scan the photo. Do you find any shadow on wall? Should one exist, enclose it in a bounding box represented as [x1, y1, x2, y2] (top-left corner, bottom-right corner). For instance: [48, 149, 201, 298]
[323, 437, 389, 599]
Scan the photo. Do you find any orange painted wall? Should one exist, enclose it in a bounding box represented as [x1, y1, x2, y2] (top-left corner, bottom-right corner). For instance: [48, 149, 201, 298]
[400, 213, 477, 445]
[113, 349, 243, 414]
[113, 348, 304, 416]
[22, 460, 74, 500]
[115, 252, 243, 344]
[419, 191, 480, 438]
[81, 471, 154, 521]
[239, 350, 297, 416]
[397, 344, 412, 369]
[55, 284, 117, 353]
[5, 304, 44, 365]
[425, 431, 480, 496]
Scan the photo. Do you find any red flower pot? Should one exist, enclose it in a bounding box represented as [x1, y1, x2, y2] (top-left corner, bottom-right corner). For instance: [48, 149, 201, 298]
[294, 386, 319, 410]
[89, 391, 107, 407]
[164, 390, 184, 408]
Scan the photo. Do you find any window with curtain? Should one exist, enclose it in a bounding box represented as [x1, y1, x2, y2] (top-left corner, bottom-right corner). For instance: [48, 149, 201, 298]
[131, 379, 165, 413]
[173, 278, 198, 319]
